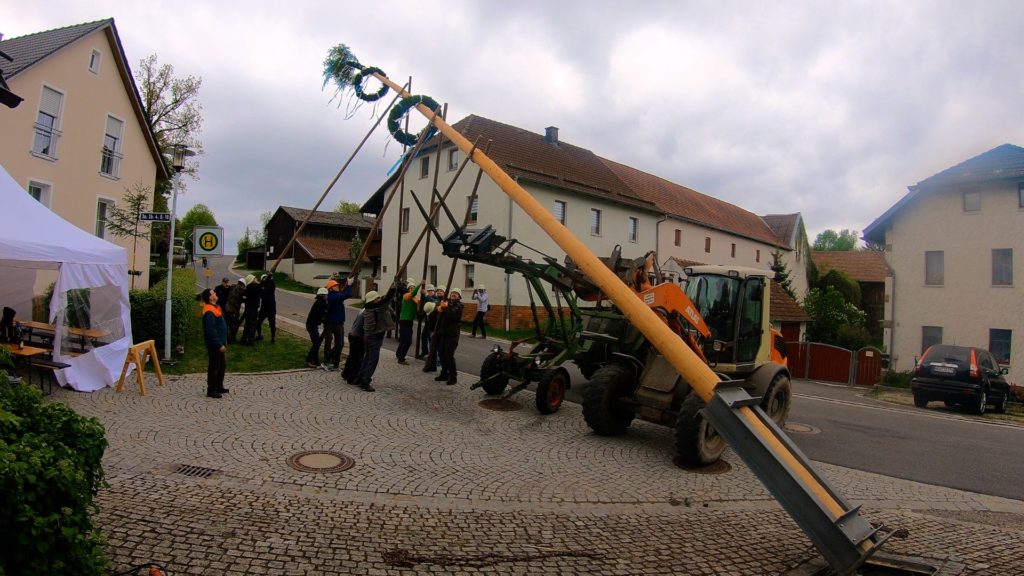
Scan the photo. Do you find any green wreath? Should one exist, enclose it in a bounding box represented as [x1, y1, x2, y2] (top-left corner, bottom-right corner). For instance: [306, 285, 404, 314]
[353, 66, 388, 102]
[387, 95, 441, 147]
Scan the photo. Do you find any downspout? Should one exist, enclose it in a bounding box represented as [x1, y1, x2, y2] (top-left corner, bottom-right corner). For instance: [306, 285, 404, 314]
[655, 213, 668, 266]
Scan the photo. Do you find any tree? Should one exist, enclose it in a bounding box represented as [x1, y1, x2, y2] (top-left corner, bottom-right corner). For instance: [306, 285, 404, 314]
[335, 200, 363, 214]
[812, 229, 859, 251]
[348, 231, 363, 264]
[136, 54, 203, 258]
[770, 249, 797, 300]
[178, 204, 218, 259]
[803, 286, 869, 349]
[103, 183, 152, 289]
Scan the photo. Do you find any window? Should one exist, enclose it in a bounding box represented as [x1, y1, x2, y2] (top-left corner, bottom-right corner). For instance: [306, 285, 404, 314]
[924, 251, 944, 285]
[419, 157, 429, 178]
[1019, 183, 1024, 208]
[921, 326, 943, 353]
[990, 329, 1012, 365]
[447, 148, 458, 171]
[33, 86, 63, 157]
[963, 191, 980, 212]
[88, 49, 102, 74]
[704, 237, 711, 253]
[467, 195, 478, 224]
[464, 264, 475, 288]
[428, 265, 437, 286]
[95, 198, 114, 238]
[401, 207, 410, 233]
[730, 243, 736, 258]
[553, 200, 566, 225]
[100, 115, 124, 177]
[628, 217, 638, 243]
[590, 208, 601, 236]
[674, 229, 681, 247]
[992, 248, 1013, 286]
[27, 181, 52, 208]
[756, 249, 761, 263]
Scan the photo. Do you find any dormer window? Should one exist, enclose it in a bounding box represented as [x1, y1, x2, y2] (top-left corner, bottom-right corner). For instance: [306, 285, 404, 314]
[89, 49, 102, 74]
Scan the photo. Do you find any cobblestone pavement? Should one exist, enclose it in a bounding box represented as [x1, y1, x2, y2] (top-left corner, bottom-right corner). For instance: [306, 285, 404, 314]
[52, 355, 1024, 575]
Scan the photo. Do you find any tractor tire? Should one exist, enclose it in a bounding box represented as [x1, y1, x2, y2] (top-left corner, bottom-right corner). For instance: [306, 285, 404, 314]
[535, 369, 569, 415]
[480, 352, 509, 395]
[675, 392, 726, 466]
[582, 364, 636, 436]
[760, 373, 792, 426]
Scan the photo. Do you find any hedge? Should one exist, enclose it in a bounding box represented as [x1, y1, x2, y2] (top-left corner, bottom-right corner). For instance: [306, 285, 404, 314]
[130, 268, 197, 350]
[0, 375, 110, 574]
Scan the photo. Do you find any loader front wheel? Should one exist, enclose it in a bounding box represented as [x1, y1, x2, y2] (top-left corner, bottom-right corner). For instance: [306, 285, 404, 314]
[480, 352, 509, 395]
[760, 373, 792, 427]
[582, 364, 636, 436]
[675, 392, 726, 466]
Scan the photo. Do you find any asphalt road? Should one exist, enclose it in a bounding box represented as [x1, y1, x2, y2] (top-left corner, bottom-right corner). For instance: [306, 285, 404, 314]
[207, 256, 1024, 500]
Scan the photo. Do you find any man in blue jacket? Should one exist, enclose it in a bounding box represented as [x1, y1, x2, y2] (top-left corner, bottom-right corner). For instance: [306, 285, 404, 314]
[322, 277, 353, 370]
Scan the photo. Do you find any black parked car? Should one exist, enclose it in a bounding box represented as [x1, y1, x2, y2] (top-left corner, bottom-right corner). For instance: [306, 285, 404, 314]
[911, 344, 1009, 415]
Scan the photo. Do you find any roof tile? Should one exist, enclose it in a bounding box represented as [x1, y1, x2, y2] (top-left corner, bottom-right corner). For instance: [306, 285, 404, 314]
[811, 251, 888, 283]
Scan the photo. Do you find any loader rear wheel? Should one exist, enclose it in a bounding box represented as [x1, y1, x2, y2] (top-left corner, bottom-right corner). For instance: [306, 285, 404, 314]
[582, 364, 636, 436]
[675, 392, 726, 466]
[480, 352, 509, 395]
[535, 369, 569, 415]
[760, 373, 792, 427]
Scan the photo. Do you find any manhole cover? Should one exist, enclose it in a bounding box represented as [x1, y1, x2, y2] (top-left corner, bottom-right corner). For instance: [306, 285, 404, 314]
[784, 422, 821, 434]
[674, 458, 732, 474]
[286, 450, 355, 473]
[479, 398, 523, 411]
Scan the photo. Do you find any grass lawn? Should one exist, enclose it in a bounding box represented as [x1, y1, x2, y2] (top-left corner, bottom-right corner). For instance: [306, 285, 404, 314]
[159, 309, 309, 375]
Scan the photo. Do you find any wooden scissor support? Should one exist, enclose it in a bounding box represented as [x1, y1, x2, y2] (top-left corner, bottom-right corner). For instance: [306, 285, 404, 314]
[116, 340, 165, 395]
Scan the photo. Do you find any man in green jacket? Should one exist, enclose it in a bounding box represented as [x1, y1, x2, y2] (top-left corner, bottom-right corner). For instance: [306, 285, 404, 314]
[396, 278, 422, 364]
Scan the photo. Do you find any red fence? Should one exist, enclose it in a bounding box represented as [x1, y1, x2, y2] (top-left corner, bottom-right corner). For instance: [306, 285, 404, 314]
[785, 342, 883, 386]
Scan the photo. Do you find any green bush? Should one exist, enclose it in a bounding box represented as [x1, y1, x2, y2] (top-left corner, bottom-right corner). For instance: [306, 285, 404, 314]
[148, 265, 168, 288]
[0, 375, 110, 574]
[130, 268, 197, 350]
[880, 369, 913, 389]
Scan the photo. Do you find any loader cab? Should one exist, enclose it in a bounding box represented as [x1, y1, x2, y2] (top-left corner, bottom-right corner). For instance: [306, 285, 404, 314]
[683, 265, 772, 374]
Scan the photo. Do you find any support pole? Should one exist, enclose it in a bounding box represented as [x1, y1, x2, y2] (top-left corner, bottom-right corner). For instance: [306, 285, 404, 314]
[268, 83, 408, 274]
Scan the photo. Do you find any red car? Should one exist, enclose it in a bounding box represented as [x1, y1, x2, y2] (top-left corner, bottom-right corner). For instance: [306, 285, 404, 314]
[911, 344, 1010, 415]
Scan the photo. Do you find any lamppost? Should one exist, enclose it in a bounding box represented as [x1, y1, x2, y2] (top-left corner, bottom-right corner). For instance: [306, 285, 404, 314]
[164, 144, 194, 361]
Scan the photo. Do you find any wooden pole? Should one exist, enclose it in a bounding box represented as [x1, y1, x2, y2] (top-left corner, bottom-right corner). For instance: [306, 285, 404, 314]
[395, 76, 412, 282]
[268, 82, 408, 274]
[367, 70, 848, 519]
[445, 140, 491, 290]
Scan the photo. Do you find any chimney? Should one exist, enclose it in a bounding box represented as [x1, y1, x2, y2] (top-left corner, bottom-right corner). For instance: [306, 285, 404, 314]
[545, 126, 559, 145]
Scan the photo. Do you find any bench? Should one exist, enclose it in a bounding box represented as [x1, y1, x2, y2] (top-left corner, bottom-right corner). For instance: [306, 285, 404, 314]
[26, 358, 71, 395]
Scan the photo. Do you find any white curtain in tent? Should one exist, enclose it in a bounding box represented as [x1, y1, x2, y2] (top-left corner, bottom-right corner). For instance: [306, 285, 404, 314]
[0, 164, 133, 391]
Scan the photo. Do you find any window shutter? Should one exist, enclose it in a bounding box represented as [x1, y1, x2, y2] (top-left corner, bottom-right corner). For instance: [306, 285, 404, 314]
[40, 87, 62, 117]
[106, 115, 123, 138]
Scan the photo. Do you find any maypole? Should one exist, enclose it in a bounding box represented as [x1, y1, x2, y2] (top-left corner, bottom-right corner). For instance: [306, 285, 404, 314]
[323, 44, 895, 574]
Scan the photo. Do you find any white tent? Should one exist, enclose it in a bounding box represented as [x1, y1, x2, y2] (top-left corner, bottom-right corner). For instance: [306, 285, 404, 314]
[0, 164, 132, 391]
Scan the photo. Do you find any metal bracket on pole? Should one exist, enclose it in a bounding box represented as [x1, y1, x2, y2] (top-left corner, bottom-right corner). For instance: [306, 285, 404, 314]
[704, 387, 891, 576]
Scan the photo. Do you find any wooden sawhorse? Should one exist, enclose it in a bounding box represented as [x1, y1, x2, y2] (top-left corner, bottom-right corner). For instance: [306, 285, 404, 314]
[116, 340, 165, 395]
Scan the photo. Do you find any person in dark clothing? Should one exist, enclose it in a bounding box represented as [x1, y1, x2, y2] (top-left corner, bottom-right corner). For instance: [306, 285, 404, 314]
[435, 287, 464, 385]
[322, 278, 354, 370]
[241, 274, 261, 345]
[342, 310, 365, 384]
[214, 277, 232, 305]
[200, 288, 229, 398]
[257, 273, 277, 342]
[305, 287, 329, 367]
[415, 285, 436, 359]
[355, 284, 397, 392]
[1, 306, 16, 342]
[224, 278, 246, 343]
[421, 285, 446, 373]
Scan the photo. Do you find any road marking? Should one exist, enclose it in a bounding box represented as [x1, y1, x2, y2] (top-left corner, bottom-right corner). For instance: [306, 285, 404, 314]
[794, 393, 1024, 431]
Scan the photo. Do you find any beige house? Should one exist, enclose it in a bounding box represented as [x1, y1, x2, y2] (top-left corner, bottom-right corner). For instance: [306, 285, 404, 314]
[364, 115, 805, 329]
[0, 19, 166, 288]
[864, 144, 1023, 383]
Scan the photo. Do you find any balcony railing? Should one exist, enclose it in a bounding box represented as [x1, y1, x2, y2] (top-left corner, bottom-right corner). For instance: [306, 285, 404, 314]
[32, 123, 62, 158]
[100, 146, 123, 177]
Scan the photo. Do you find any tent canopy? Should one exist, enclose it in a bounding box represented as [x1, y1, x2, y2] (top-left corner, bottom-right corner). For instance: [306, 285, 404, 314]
[0, 164, 133, 391]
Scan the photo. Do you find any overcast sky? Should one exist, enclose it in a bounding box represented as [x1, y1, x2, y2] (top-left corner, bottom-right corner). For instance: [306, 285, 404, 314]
[4, 1, 1023, 251]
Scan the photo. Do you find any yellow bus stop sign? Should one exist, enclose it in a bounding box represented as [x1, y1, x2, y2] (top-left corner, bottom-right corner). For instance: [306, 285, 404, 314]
[193, 226, 224, 256]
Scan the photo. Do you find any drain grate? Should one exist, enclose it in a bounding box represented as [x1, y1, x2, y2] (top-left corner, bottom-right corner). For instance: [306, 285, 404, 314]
[478, 398, 523, 411]
[174, 464, 220, 478]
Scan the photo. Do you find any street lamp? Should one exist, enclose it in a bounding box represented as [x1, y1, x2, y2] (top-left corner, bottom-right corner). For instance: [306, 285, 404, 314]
[164, 144, 195, 361]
